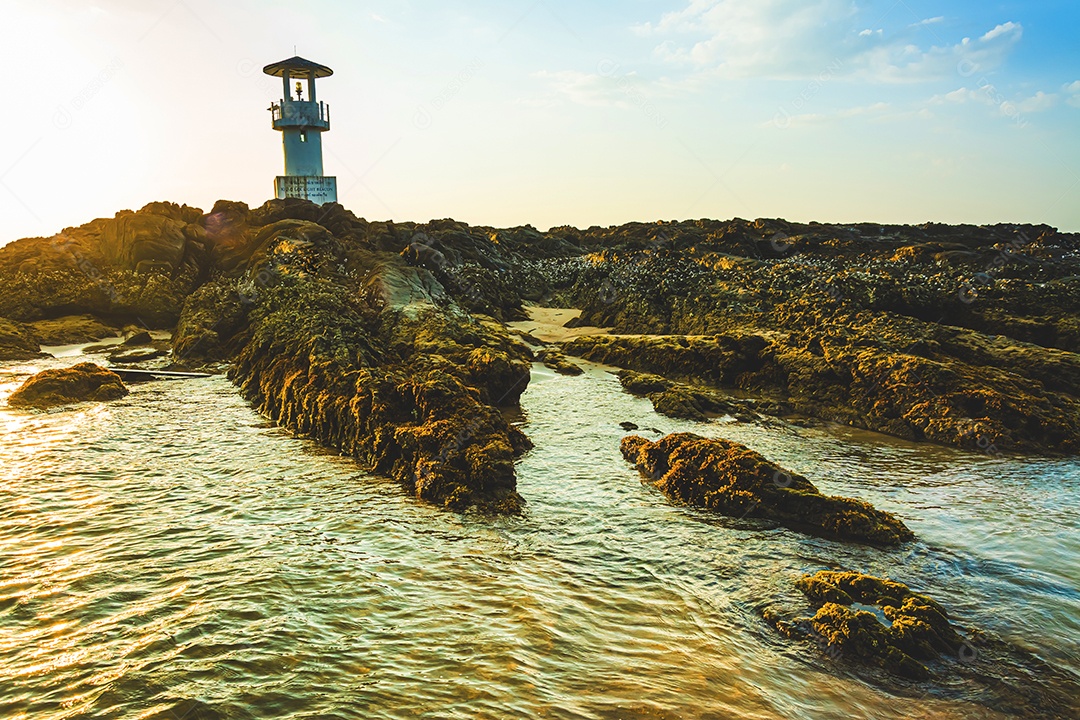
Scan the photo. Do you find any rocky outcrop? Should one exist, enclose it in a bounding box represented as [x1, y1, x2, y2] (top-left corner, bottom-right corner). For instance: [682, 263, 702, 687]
[101, 211, 189, 273]
[768, 571, 965, 680]
[0, 202, 204, 326]
[212, 220, 534, 513]
[620, 433, 914, 546]
[763, 570, 1080, 718]
[28, 315, 121, 346]
[0, 317, 40, 360]
[565, 323, 1080, 453]
[7, 362, 128, 408]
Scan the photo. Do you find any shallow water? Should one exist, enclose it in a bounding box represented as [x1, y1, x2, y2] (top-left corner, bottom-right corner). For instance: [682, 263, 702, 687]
[1, 356, 1077, 719]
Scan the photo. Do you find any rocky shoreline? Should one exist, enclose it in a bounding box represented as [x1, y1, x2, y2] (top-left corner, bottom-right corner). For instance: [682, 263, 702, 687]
[2, 199, 1078, 715]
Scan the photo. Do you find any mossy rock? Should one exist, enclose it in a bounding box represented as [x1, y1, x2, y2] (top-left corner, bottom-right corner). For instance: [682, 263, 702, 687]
[784, 571, 965, 680]
[537, 348, 583, 376]
[620, 433, 914, 546]
[8, 362, 128, 408]
[0, 317, 41, 360]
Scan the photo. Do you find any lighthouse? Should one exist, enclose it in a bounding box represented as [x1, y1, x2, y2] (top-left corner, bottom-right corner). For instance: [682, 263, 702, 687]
[263, 56, 338, 205]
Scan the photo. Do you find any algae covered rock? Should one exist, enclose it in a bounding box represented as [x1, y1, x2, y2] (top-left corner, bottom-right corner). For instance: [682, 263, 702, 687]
[229, 253, 533, 513]
[762, 569, 1080, 717]
[0, 317, 41, 360]
[785, 571, 964, 680]
[172, 281, 250, 362]
[28, 314, 121, 346]
[620, 433, 914, 545]
[8, 362, 128, 408]
[536, 348, 583, 376]
[616, 369, 754, 422]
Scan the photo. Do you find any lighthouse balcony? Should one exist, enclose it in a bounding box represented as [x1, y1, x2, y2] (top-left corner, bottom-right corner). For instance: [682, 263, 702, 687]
[270, 100, 330, 130]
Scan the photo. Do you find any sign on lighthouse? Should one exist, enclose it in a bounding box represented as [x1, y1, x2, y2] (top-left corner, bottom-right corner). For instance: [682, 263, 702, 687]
[263, 56, 338, 205]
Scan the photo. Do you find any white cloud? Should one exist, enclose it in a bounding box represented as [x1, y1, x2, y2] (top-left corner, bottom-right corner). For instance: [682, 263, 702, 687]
[637, 1, 1023, 83]
[531, 69, 668, 109]
[981, 22, 1021, 42]
[1016, 91, 1057, 113]
[1066, 81, 1080, 108]
[933, 87, 1058, 114]
[771, 101, 890, 128]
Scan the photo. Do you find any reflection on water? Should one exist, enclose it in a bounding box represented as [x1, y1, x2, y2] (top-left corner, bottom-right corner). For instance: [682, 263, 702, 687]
[0, 356, 1077, 719]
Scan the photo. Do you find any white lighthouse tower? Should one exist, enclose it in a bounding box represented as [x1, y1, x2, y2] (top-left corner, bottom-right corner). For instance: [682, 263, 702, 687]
[263, 56, 338, 205]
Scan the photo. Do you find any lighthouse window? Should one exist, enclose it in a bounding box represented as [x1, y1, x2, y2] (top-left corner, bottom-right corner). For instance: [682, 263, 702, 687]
[300, 131, 307, 143]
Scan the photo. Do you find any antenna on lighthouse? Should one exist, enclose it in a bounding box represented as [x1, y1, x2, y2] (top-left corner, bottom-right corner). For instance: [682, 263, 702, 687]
[263, 56, 338, 205]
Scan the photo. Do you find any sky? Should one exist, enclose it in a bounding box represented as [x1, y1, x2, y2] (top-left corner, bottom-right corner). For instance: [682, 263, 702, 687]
[1, 0, 1078, 244]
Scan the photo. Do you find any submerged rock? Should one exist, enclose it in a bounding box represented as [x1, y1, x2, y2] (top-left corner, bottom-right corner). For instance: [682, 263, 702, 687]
[620, 433, 914, 546]
[8, 362, 128, 408]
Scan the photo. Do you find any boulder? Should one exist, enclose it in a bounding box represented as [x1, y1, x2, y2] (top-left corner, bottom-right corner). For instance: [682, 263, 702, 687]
[7, 362, 128, 408]
[616, 369, 755, 422]
[620, 433, 914, 546]
[782, 571, 964, 680]
[122, 330, 153, 346]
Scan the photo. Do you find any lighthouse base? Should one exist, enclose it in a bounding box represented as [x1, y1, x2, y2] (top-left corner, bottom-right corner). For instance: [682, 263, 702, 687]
[275, 176, 338, 205]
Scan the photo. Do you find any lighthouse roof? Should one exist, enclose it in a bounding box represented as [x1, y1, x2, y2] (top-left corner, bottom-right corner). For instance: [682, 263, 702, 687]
[263, 56, 334, 78]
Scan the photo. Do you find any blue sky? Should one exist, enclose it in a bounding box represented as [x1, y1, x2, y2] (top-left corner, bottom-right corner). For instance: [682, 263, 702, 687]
[1, 0, 1077, 243]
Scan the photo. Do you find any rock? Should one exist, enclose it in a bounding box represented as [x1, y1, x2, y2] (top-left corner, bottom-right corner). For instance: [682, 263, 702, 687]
[619, 421, 639, 430]
[785, 571, 964, 680]
[101, 211, 187, 273]
[565, 321, 1080, 454]
[616, 369, 756, 422]
[568, 335, 768, 386]
[228, 250, 533, 513]
[620, 433, 914, 546]
[8, 362, 128, 408]
[536, 348, 583, 376]
[109, 347, 167, 363]
[29, 315, 121, 346]
[122, 330, 153, 346]
[172, 282, 249, 362]
[763, 570, 1080, 716]
[0, 317, 41, 360]
[617, 369, 669, 394]
[648, 386, 709, 421]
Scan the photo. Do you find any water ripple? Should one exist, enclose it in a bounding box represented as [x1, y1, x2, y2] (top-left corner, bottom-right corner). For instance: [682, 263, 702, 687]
[0, 359, 1075, 718]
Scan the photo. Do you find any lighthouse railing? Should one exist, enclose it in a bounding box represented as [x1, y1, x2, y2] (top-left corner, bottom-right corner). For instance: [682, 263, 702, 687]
[269, 100, 330, 130]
